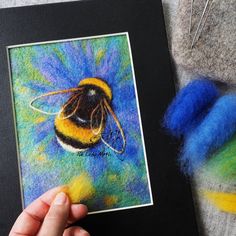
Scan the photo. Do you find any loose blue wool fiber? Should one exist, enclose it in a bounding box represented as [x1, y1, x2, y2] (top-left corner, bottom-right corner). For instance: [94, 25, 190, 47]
[180, 94, 236, 175]
[163, 78, 219, 137]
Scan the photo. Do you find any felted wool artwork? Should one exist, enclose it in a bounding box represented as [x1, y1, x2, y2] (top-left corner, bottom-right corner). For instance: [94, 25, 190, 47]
[172, 0, 236, 83]
[8, 33, 152, 212]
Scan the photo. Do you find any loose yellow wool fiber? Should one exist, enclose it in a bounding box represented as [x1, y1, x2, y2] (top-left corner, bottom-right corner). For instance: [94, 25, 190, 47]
[62, 173, 95, 203]
[203, 191, 236, 214]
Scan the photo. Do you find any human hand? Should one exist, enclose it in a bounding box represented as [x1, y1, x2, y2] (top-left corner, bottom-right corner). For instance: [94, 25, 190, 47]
[9, 187, 90, 236]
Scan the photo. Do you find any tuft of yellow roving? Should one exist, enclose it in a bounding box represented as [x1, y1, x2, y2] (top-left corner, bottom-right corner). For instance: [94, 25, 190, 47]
[203, 190, 236, 214]
[62, 173, 95, 203]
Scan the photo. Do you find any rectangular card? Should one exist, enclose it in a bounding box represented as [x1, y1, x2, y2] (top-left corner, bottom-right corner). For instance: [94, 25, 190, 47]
[7, 32, 153, 213]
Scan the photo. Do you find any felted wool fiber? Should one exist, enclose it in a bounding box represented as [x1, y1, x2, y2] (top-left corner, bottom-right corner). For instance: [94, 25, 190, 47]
[172, 0, 236, 83]
[203, 191, 236, 214]
[62, 173, 95, 203]
[180, 94, 236, 175]
[163, 78, 219, 137]
[203, 135, 236, 183]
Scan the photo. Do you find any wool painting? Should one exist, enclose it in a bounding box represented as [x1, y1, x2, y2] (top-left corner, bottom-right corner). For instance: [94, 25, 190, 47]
[8, 32, 153, 213]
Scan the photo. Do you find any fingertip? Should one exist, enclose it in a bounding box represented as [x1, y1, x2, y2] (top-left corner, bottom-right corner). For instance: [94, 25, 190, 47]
[64, 226, 90, 236]
[72, 204, 88, 214]
[53, 192, 69, 206]
[70, 204, 88, 222]
[39, 186, 65, 205]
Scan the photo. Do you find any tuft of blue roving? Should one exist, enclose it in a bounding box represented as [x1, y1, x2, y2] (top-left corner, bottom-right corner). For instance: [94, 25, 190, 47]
[163, 78, 219, 137]
[180, 94, 236, 175]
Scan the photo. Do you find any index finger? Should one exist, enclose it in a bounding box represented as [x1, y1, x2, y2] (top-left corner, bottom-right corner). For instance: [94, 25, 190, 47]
[9, 186, 62, 236]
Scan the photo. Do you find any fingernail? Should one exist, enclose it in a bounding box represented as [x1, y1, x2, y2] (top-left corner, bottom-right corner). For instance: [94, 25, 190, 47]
[77, 229, 90, 236]
[54, 192, 67, 205]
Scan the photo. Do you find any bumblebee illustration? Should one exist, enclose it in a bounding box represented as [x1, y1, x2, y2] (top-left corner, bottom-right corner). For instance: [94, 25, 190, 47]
[30, 78, 126, 154]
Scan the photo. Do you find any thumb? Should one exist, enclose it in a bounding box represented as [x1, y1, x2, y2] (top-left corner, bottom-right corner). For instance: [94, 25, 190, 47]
[37, 192, 70, 236]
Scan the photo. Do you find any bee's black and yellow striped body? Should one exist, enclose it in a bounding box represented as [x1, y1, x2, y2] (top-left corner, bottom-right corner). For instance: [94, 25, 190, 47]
[54, 78, 112, 153]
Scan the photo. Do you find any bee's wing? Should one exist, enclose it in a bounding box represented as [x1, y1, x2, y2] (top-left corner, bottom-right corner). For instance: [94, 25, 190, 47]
[100, 99, 126, 154]
[90, 102, 105, 135]
[30, 87, 83, 116]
